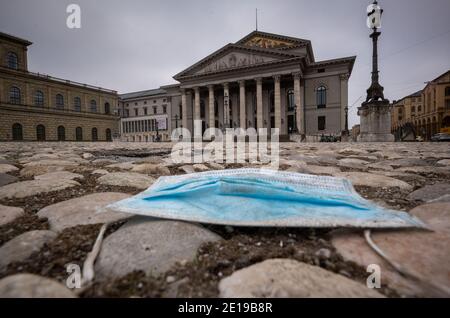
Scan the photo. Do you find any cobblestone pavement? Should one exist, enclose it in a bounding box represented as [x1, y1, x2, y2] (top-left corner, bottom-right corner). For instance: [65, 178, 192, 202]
[0, 142, 449, 297]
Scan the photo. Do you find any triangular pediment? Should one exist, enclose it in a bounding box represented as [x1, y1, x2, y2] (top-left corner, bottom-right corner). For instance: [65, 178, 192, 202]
[194, 48, 285, 75]
[174, 44, 301, 79]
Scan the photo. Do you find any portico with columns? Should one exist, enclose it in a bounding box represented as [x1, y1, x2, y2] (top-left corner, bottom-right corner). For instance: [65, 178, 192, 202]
[172, 31, 355, 140]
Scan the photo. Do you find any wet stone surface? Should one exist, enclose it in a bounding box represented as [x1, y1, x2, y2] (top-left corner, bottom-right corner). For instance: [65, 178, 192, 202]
[0, 141, 449, 298]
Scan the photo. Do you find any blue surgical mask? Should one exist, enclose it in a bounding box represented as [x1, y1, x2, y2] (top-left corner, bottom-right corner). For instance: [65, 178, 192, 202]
[107, 168, 426, 229]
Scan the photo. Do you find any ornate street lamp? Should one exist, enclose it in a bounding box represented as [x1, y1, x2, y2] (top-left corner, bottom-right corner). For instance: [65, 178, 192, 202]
[365, 0, 387, 103]
[357, 0, 394, 142]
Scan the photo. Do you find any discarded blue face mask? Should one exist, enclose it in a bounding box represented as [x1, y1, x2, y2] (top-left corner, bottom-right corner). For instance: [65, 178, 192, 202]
[107, 168, 427, 229]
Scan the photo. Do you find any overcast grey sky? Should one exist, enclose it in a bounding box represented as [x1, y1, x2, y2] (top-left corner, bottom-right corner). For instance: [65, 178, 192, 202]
[1, 0, 449, 126]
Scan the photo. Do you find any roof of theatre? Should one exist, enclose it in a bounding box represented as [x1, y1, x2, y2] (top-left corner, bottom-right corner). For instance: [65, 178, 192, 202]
[119, 88, 167, 100]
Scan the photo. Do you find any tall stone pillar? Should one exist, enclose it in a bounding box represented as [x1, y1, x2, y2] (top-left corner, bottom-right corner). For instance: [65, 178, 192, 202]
[256, 78, 263, 129]
[293, 72, 304, 135]
[223, 83, 230, 128]
[181, 89, 188, 129]
[194, 87, 200, 121]
[239, 80, 246, 129]
[208, 85, 215, 129]
[273, 75, 281, 130]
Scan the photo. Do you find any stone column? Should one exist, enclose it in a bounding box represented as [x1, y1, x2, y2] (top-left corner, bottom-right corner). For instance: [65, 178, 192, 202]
[256, 78, 263, 129]
[340, 74, 349, 132]
[239, 80, 246, 129]
[208, 85, 215, 129]
[293, 72, 304, 134]
[181, 89, 188, 129]
[273, 75, 281, 130]
[223, 83, 230, 128]
[194, 87, 200, 121]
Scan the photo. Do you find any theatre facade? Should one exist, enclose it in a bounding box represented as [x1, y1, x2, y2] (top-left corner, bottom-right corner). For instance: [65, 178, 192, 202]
[171, 31, 355, 140]
[118, 31, 356, 142]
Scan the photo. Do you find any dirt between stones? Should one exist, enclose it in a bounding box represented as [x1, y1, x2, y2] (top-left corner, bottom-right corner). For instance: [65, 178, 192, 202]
[81, 227, 400, 298]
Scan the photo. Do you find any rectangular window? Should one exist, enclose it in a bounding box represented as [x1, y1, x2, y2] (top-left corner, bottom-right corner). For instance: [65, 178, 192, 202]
[153, 106, 157, 114]
[144, 107, 148, 115]
[163, 105, 167, 114]
[318, 116, 326, 131]
[134, 108, 138, 116]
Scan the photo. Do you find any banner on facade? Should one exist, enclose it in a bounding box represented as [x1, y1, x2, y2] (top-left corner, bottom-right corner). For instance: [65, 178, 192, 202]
[156, 117, 167, 130]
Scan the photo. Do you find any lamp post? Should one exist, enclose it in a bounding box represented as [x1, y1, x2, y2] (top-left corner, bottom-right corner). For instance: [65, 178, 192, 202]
[365, 0, 387, 103]
[156, 120, 160, 142]
[175, 114, 179, 129]
[357, 0, 394, 142]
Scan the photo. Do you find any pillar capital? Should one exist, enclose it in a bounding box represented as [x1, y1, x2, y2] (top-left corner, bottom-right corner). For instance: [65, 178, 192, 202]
[222, 82, 229, 89]
[207, 84, 214, 90]
[292, 71, 302, 79]
[340, 73, 350, 81]
[194, 86, 200, 93]
[255, 77, 263, 85]
[273, 75, 281, 82]
[238, 80, 246, 86]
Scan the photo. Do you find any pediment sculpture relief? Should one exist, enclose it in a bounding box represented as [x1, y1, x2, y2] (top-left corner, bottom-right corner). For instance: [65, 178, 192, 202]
[197, 52, 277, 75]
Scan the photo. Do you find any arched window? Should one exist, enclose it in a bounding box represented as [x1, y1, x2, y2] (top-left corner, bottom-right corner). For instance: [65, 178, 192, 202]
[9, 86, 21, 104]
[316, 86, 327, 108]
[74, 97, 81, 112]
[56, 94, 64, 109]
[34, 90, 44, 107]
[90, 100, 97, 113]
[91, 127, 98, 141]
[57, 126, 65, 141]
[446, 87, 450, 97]
[36, 125, 46, 141]
[104, 102, 110, 114]
[12, 123, 23, 141]
[75, 127, 83, 141]
[106, 128, 112, 141]
[287, 89, 295, 111]
[6, 52, 18, 69]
